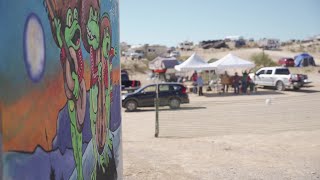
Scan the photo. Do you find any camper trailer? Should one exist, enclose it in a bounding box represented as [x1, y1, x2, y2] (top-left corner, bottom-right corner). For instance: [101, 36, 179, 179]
[258, 38, 280, 50]
[123, 44, 167, 60]
[178, 41, 194, 51]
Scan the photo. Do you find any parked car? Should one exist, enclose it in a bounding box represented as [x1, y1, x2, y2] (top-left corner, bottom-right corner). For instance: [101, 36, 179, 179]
[278, 57, 295, 67]
[169, 51, 181, 58]
[122, 83, 189, 111]
[249, 67, 309, 91]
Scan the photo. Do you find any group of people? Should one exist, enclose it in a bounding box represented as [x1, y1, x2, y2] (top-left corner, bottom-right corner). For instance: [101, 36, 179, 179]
[190, 70, 255, 96]
[220, 71, 255, 94]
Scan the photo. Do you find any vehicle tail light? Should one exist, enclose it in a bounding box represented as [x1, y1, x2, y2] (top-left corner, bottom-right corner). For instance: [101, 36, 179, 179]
[181, 86, 187, 94]
[297, 74, 302, 81]
[132, 80, 135, 87]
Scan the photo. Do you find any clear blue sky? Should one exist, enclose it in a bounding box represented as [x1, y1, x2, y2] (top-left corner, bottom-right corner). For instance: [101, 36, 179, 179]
[120, 0, 320, 47]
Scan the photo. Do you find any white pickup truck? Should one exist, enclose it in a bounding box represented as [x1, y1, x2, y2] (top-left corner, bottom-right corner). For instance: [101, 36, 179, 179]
[249, 67, 309, 91]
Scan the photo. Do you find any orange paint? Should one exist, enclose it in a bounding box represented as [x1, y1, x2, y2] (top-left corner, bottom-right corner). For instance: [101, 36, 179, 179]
[2, 62, 91, 152]
[112, 68, 120, 85]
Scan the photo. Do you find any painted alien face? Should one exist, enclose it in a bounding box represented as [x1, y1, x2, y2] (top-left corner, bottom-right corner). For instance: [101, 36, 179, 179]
[86, 6, 100, 50]
[64, 8, 81, 50]
[102, 27, 111, 59]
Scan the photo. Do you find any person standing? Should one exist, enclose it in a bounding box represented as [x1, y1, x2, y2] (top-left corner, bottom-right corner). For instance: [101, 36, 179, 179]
[197, 74, 204, 96]
[221, 71, 230, 93]
[241, 70, 248, 94]
[210, 70, 218, 82]
[248, 75, 254, 93]
[233, 72, 240, 94]
[191, 71, 198, 94]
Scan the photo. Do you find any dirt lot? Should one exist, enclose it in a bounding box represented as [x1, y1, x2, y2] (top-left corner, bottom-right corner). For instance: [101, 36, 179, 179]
[122, 73, 320, 180]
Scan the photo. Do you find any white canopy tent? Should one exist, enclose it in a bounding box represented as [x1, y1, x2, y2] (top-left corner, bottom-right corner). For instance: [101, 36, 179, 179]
[209, 53, 255, 74]
[174, 53, 215, 72]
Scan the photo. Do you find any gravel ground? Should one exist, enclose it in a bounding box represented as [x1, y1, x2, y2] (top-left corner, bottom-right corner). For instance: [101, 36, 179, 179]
[121, 71, 320, 180]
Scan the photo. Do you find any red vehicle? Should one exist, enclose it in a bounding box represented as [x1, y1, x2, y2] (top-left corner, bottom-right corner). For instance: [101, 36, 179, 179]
[278, 57, 295, 67]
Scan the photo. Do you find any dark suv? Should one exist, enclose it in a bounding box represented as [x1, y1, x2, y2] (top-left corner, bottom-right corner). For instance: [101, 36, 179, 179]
[122, 83, 189, 111]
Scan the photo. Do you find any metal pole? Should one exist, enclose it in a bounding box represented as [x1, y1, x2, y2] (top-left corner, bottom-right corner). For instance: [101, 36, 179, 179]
[155, 73, 159, 137]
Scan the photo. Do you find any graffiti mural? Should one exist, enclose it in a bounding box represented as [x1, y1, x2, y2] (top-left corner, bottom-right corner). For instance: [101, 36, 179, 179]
[0, 0, 122, 179]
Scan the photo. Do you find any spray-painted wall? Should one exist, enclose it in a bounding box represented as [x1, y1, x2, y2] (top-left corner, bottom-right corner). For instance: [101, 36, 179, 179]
[0, 0, 122, 179]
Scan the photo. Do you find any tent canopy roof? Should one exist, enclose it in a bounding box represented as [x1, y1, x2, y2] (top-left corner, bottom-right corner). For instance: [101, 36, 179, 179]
[209, 53, 255, 73]
[174, 53, 215, 71]
[294, 53, 313, 59]
[294, 53, 316, 67]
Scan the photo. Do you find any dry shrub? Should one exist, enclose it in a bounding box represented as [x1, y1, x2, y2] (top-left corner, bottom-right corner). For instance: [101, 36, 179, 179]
[179, 56, 189, 61]
[289, 66, 319, 74]
[145, 53, 158, 61]
[121, 60, 148, 74]
[251, 52, 277, 70]
[133, 62, 148, 73]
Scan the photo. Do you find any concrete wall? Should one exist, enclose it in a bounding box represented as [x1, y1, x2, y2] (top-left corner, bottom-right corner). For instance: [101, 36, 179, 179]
[0, 0, 122, 179]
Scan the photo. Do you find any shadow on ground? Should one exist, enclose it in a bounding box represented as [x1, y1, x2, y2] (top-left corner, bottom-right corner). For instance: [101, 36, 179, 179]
[261, 86, 320, 94]
[203, 90, 284, 97]
[287, 89, 320, 93]
[124, 106, 206, 113]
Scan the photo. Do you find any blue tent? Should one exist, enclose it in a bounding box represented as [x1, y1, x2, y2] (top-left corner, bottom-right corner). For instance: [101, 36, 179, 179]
[294, 53, 316, 67]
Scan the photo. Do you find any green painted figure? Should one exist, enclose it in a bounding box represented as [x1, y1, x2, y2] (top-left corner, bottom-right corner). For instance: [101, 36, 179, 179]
[45, 0, 87, 179]
[81, 1, 111, 179]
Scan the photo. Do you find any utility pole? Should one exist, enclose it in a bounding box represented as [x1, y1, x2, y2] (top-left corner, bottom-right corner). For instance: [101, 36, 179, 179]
[155, 73, 159, 137]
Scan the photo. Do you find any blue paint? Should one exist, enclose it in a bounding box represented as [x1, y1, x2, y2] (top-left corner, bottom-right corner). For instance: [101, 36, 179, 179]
[52, 93, 92, 154]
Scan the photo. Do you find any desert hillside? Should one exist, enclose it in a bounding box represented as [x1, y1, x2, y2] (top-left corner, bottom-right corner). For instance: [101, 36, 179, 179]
[120, 44, 320, 86]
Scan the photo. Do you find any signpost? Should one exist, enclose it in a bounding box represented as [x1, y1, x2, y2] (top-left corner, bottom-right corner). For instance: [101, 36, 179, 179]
[154, 73, 159, 137]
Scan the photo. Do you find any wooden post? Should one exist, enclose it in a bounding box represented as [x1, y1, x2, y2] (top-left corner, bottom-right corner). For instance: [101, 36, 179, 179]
[155, 73, 159, 137]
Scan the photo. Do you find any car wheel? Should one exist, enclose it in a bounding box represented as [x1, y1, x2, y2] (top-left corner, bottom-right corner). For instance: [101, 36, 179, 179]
[126, 100, 137, 112]
[276, 81, 285, 91]
[169, 98, 180, 109]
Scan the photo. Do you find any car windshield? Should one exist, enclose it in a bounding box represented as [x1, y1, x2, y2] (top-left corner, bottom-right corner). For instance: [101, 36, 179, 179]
[257, 70, 265, 75]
